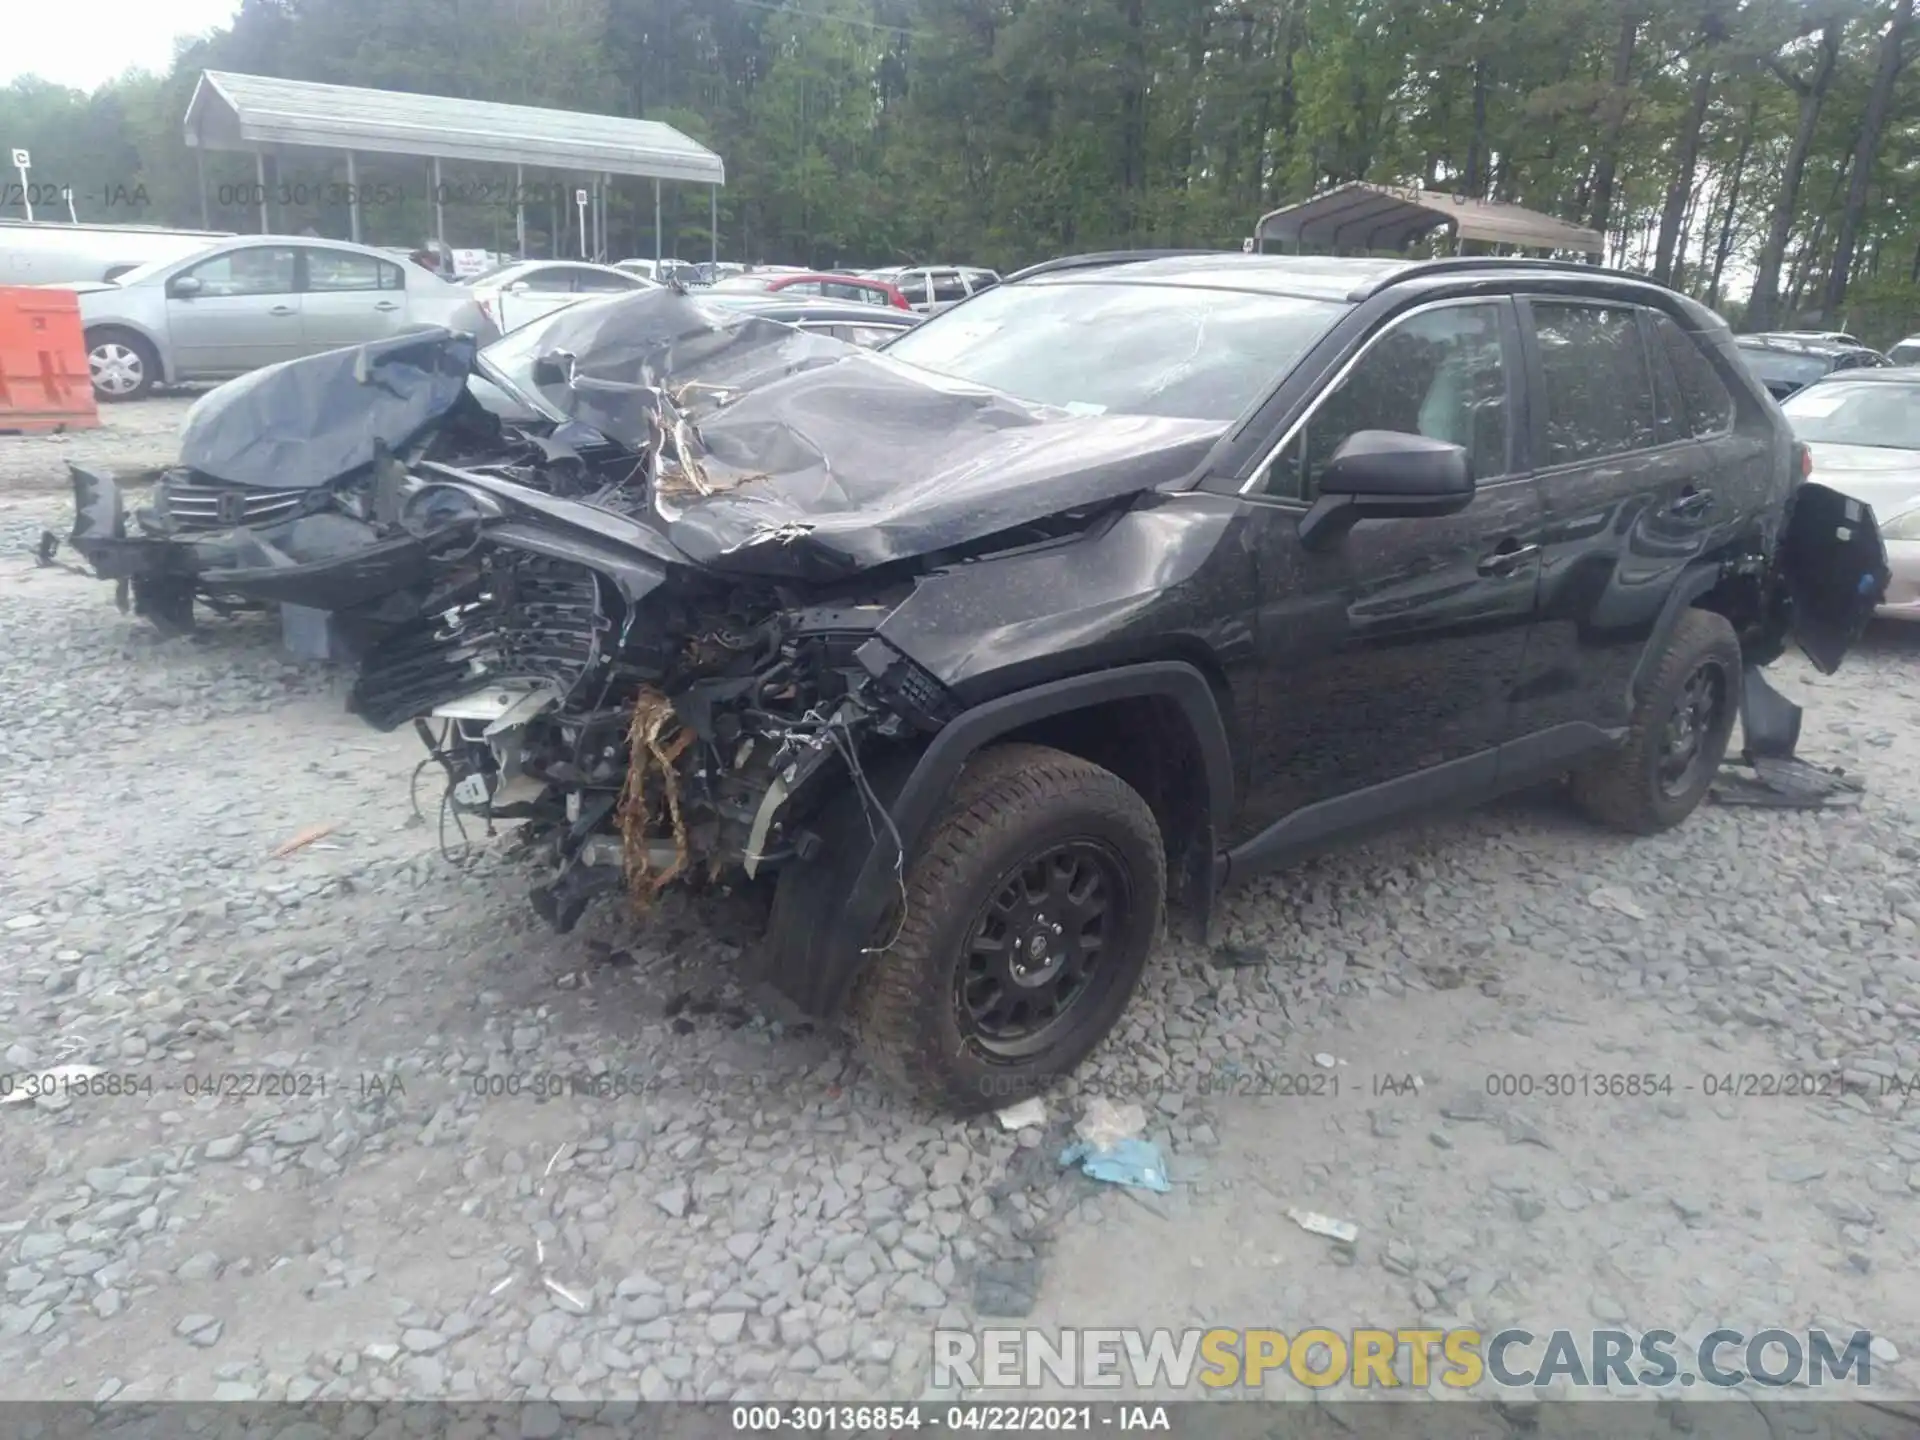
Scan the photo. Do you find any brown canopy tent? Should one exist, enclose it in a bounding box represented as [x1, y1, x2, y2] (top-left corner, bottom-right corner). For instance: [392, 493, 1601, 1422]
[1254, 182, 1603, 260]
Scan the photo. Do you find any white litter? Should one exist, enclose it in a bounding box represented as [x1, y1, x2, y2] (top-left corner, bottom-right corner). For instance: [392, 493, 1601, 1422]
[1074, 1098, 1146, 1151]
[996, 1097, 1047, 1131]
[0, 1063, 103, 1105]
[1313, 1053, 1337, 1068]
[1587, 886, 1648, 921]
[543, 1277, 589, 1312]
[1287, 1207, 1359, 1244]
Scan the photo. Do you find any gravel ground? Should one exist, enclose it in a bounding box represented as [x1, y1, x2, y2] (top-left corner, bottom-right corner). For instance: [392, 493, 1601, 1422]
[1, 402, 1918, 1406]
[0, 396, 202, 495]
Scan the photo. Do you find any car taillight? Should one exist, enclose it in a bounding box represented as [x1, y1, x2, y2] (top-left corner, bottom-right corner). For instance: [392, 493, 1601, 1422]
[478, 295, 498, 328]
[1795, 441, 1813, 478]
[892, 292, 909, 309]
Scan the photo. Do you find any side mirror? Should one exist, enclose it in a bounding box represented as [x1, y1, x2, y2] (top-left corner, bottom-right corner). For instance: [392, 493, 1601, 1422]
[168, 275, 203, 299]
[507, 280, 532, 292]
[1297, 430, 1474, 550]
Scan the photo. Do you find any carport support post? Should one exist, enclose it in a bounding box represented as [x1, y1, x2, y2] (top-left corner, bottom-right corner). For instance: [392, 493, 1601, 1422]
[255, 151, 269, 233]
[431, 156, 446, 250]
[602, 172, 612, 261]
[196, 145, 209, 229]
[653, 179, 662, 264]
[710, 186, 718, 265]
[515, 164, 527, 258]
[345, 151, 361, 244]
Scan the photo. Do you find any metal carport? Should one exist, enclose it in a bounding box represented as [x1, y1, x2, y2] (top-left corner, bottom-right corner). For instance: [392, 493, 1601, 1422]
[183, 70, 727, 264]
[1256, 182, 1602, 260]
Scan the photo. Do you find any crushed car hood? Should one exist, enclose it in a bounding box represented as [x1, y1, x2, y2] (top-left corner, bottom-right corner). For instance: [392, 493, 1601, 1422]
[178, 328, 479, 489]
[513, 288, 1224, 581]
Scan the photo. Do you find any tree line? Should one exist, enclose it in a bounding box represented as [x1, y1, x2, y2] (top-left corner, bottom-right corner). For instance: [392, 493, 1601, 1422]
[4, 0, 1918, 339]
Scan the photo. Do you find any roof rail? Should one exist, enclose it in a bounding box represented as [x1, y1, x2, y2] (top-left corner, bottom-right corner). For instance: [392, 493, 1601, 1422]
[1005, 249, 1228, 284]
[1347, 255, 1650, 301]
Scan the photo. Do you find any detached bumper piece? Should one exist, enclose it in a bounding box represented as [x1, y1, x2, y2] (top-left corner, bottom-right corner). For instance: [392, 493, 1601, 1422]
[65, 461, 438, 629]
[1781, 481, 1890, 674]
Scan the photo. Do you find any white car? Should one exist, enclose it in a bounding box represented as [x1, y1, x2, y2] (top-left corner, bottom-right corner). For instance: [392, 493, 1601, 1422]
[1888, 335, 1920, 366]
[469, 260, 657, 335]
[1779, 369, 1920, 619]
[612, 258, 704, 286]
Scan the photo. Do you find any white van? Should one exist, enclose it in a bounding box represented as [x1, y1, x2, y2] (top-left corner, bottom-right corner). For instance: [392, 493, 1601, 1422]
[1, 220, 233, 286]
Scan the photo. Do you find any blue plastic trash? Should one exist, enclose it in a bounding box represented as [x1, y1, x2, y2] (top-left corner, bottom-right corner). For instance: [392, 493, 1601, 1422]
[1058, 1138, 1172, 1193]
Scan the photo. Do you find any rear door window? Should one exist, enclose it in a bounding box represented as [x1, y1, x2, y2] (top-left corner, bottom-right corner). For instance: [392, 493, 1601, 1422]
[1528, 302, 1659, 465]
[304, 249, 403, 292]
[1649, 313, 1735, 437]
[930, 272, 970, 304]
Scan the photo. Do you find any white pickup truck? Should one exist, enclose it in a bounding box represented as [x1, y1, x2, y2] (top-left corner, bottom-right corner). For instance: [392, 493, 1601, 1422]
[1, 220, 232, 285]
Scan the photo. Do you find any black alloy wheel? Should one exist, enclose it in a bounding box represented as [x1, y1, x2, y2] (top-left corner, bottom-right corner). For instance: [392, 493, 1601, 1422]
[956, 838, 1132, 1061]
[1658, 659, 1729, 800]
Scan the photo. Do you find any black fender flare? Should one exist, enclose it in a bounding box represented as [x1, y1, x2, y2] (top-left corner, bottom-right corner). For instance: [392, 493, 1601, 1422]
[1628, 563, 1724, 706]
[757, 660, 1236, 1018]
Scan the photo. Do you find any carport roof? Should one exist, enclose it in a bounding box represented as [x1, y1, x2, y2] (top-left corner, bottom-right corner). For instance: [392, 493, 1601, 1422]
[1257, 182, 1600, 256]
[184, 70, 725, 186]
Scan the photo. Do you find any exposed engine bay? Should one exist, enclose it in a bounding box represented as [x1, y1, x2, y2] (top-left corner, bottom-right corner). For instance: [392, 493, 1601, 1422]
[358, 544, 961, 933]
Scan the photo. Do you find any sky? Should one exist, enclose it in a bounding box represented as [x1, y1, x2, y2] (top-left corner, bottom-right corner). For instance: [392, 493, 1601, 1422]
[2, 0, 240, 93]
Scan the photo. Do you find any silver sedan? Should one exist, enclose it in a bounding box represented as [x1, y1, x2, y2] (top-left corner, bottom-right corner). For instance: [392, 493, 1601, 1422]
[1779, 368, 1920, 620]
[63, 236, 485, 401]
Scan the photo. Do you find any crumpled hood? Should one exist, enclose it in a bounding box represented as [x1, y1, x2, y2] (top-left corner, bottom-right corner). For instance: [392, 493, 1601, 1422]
[513, 287, 1224, 580]
[178, 328, 479, 488]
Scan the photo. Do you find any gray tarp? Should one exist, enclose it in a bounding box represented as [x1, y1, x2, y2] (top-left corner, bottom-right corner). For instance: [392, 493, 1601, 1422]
[178, 328, 479, 488]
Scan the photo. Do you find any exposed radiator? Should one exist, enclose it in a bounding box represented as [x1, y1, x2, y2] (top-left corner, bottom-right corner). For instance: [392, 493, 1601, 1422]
[349, 552, 609, 731]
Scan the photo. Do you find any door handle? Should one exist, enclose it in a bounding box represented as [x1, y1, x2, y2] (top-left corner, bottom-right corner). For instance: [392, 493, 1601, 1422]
[1476, 542, 1540, 577]
[268, 305, 295, 316]
[374, 301, 400, 312]
[1669, 488, 1713, 518]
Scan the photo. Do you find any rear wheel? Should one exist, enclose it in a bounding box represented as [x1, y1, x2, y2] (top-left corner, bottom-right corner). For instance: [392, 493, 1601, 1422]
[1571, 608, 1741, 834]
[86, 329, 158, 402]
[848, 743, 1165, 1115]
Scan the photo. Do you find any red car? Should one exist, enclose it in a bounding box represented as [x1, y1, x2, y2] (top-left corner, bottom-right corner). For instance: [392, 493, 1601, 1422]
[710, 270, 912, 310]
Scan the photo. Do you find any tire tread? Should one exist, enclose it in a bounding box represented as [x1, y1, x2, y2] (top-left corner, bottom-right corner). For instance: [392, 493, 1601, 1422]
[848, 742, 1165, 1113]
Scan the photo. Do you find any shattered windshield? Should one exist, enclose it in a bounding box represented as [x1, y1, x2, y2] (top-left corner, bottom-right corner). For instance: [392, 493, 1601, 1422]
[1782, 379, 1920, 450]
[878, 280, 1345, 421]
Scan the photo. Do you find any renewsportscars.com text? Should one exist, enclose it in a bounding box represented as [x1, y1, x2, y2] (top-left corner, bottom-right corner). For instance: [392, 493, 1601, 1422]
[933, 1326, 1879, 1391]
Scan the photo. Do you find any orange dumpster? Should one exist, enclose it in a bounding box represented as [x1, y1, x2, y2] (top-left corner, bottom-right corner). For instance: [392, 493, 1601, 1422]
[0, 285, 99, 434]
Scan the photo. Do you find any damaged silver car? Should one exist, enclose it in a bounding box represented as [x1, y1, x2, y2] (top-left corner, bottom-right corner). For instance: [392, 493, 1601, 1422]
[312, 255, 1887, 1113]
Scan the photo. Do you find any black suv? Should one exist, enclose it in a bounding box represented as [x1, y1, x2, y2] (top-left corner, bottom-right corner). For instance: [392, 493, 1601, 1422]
[340, 255, 1884, 1112]
[1735, 332, 1893, 399]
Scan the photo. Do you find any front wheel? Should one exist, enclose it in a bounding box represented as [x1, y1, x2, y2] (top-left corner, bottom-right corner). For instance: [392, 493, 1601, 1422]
[848, 743, 1166, 1115]
[86, 328, 158, 402]
[1570, 608, 1741, 834]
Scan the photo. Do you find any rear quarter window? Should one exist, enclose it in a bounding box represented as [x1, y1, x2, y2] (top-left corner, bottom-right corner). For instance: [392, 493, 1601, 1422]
[1650, 313, 1735, 437]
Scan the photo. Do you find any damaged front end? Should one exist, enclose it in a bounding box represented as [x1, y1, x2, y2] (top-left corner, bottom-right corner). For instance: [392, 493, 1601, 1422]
[349, 509, 954, 936]
[342, 287, 1208, 951]
[61, 328, 647, 637]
